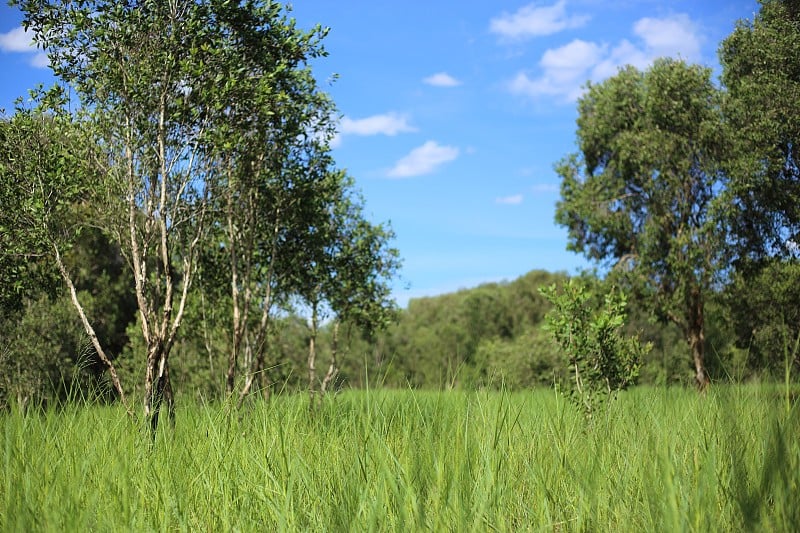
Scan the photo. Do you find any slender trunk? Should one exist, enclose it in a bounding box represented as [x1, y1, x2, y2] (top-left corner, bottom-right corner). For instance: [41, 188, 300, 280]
[147, 351, 174, 439]
[687, 285, 709, 391]
[53, 244, 132, 415]
[308, 302, 318, 410]
[143, 342, 161, 419]
[237, 280, 275, 402]
[126, 126, 151, 348]
[321, 319, 340, 395]
[144, 90, 175, 434]
[237, 207, 280, 405]
[226, 163, 241, 395]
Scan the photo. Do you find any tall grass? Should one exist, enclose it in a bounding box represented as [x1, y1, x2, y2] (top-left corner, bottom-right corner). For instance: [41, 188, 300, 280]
[2, 385, 798, 531]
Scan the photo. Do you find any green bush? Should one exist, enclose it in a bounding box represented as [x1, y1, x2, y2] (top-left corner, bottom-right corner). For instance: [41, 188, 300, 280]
[540, 279, 650, 418]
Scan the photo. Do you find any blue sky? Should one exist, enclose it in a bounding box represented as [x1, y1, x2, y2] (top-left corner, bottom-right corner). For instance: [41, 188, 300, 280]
[0, 1, 759, 307]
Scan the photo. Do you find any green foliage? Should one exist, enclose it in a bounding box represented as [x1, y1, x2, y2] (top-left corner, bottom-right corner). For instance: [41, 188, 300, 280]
[11, 0, 400, 416]
[720, 0, 800, 259]
[0, 91, 94, 313]
[375, 270, 567, 388]
[470, 327, 563, 389]
[0, 224, 135, 409]
[724, 259, 800, 375]
[0, 295, 95, 408]
[541, 279, 649, 417]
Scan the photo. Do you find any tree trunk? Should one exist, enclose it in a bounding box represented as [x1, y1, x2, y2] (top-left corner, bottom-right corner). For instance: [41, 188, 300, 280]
[237, 269, 276, 406]
[53, 243, 132, 415]
[687, 286, 710, 391]
[226, 161, 243, 395]
[308, 302, 318, 410]
[321, 319, 340, 396]
[236, 205, 280, 405]
[144, 342, 176, 438]
[147, 357, 175, 439]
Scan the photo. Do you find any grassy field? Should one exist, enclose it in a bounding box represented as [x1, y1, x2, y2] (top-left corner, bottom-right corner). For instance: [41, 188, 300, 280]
[2, 385, 798, 532]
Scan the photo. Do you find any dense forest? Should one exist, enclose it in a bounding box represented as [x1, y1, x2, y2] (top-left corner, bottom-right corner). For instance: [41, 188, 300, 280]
[2, 0, 800, 418]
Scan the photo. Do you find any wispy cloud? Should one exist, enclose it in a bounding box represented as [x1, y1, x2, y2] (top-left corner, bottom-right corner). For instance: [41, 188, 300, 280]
[490, 0, 589, 40]
[0, 25, 49, 69]
[507, 13, 703, 103]
[510, 39, 605, 101]
[388, 141, 459, 178]
[634, 14, 701, 61]
[0, 26, 34, 52]
[496, 194, 524, 205]
[340, 112, 417, 136]
[30, 52, 49, 69]
[423, 72, 462, 87]
[531, 183, 560, 194]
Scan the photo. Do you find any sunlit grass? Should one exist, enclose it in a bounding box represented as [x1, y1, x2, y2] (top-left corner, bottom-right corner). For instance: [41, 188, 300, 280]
[2, 385, 798, 531]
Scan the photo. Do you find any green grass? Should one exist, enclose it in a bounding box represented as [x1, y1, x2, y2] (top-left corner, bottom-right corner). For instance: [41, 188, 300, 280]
[2, 385, 798, 531]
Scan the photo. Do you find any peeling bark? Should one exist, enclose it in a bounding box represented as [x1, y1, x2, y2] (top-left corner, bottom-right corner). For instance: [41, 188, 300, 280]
[321, 319, 340, 395]
[53, 243, 132, 415]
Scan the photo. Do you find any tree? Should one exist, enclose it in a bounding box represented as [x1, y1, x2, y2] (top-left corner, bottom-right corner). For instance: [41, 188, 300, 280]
[282, 167, 400, 408]
[0, 93, 130, 410]
[234, 142, 342, 404]
[319, 186, 401, 397]
[184, 6, 335, 399]
[18, 0, 330, 431]
[720, 0, 800, 262]
[724, 259, 800, 374]
[555, 59, 727, 389]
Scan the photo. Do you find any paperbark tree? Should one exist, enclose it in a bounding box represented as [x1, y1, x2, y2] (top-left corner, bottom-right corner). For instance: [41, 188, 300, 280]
[320, 191, 400, 396]
[554, 59, 728, 389]
[181, 6, 333, 398]
[18, 0, 330, 431]
[290, 172, 400, 408]
[0, 92, 130, 412]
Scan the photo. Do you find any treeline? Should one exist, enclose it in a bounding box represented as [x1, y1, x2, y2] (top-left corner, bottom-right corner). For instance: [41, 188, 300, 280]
[333, 264, 800, 391]
[3, 257, 799, 408]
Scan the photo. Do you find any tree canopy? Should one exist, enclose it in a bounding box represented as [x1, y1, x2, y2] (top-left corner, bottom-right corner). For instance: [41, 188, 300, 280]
[555, 59, 727, 388]
[720, 0, 800, 262]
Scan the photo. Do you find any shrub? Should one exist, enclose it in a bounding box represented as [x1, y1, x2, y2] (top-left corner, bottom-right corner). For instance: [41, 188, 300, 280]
[540, 279, 649, 418]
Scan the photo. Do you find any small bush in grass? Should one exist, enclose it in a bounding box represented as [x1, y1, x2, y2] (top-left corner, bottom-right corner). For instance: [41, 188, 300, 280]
[541, 279, 650, 419]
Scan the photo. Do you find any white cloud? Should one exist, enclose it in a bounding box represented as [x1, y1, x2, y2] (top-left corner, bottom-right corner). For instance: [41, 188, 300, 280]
[0, 26, 34, 53]
[496, 194, 524, 205]
[507, 13, 703, 103]
[0, 26, 49, 69]
[339, 112, 416, 137]
[633, 14, 701, 62]
[531, 183, 560, 194]
[30, 52, 49, 69]
[490, 0, 589, 40]
[388, 140, 459, 178]
[423, 72, 461, 87]
[590, 39, 649, 80]
[509, 39, 606, 101]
